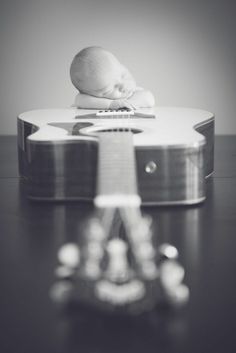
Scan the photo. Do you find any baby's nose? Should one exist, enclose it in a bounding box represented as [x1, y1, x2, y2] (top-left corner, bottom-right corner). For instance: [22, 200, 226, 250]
[120, 82, 132, 94]
[118, 84, 126, 93]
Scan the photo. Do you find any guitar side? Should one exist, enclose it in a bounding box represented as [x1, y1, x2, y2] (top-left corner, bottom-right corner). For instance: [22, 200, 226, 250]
[17, 107, 214, 205]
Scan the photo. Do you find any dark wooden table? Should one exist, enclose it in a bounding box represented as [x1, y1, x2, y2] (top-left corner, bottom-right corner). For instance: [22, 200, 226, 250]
[0, 136, 236, 353]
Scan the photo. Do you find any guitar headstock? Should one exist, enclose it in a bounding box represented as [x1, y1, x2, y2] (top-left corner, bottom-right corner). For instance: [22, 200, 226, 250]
[51, 209, 189, 315]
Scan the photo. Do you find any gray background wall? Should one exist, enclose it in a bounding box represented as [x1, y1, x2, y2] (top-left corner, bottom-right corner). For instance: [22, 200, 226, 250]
[0, 0, 235, 135]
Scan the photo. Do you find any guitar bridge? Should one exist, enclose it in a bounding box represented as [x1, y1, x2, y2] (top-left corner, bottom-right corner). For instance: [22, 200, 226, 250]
[75, 110, 155, 119]
[96, 109, 135, 117]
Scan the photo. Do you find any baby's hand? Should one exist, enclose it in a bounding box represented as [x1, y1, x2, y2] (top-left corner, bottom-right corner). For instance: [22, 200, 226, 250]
[109, 99, 136, 110]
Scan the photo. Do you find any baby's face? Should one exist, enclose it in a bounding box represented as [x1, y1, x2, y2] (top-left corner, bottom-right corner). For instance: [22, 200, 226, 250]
[93, 65, 136, 100]
[79, 53, 136, 99]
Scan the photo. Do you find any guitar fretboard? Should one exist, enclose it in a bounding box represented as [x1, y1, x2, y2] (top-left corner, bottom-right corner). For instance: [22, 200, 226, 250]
[96, 131, 138, 204]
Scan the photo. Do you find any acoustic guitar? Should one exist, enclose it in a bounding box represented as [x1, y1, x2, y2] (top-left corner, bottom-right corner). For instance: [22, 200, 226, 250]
[17, 107, 214, 314]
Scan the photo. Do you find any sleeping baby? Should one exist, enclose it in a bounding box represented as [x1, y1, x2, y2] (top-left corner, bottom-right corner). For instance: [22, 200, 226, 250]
[70, 46, 155, 110]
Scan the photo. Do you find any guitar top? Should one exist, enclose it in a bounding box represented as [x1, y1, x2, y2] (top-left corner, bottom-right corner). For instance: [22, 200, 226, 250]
[18, 106, 213, 146]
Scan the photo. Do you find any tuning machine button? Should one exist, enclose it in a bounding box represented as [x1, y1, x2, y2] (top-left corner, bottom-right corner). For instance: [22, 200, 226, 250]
[160, 260, 184, 287]
[58, 243, 80, 268]
[160, 259, 189, 306]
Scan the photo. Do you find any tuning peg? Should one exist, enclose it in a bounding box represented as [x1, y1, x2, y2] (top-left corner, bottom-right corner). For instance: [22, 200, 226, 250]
[160, 260, 184, 288]
[166, 284, 190, 306]
[83, 261, 102, 279]
[86, 217, 106, 241]
[158, 243, 179, 260]
[86, 241, 104, 259]
[105, 239, 131, 282]
[159, 259, 189, 306]
[131, 217, 152, 242]
[134, 241, 156, 260]
[82, 241, 104, 280]
[140, 260, 159, 280]
[58, 243, 80, 268]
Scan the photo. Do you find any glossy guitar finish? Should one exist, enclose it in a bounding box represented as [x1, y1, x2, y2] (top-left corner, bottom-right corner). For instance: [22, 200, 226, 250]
[18, 107, 214, 205]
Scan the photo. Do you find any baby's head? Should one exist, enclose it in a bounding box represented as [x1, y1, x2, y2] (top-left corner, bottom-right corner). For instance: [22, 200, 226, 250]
[70, 47, 136, 99]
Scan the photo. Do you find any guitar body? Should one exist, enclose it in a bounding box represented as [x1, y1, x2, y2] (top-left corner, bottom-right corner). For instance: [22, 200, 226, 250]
[18, 107, 214, 205]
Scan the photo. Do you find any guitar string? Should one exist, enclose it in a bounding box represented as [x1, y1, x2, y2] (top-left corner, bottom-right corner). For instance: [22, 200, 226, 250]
[99, 108, 140, 278]
[120, 110, 137, 248]
[103, 109, 138, 241]
[123, 110, 140, 272]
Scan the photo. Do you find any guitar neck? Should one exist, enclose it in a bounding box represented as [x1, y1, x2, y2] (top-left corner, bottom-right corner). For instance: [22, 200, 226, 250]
[94, 131, 141, 208]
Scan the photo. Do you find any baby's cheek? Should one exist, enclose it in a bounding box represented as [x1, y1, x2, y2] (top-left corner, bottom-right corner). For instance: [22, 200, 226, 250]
[112, 91, 123, 99]
[105, 91, 122, 100]
[95, 90, 108, 98]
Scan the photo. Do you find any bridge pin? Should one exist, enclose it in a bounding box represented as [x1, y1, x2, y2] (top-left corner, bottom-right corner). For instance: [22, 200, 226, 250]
[87, 218, 105, 241]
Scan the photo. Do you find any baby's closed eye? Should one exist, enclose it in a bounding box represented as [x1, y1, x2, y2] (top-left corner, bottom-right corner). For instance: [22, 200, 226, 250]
[114, 83, 125, 92]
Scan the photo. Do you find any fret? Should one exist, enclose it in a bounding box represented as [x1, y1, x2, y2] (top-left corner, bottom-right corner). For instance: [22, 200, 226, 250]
[96, 132, 138, 203]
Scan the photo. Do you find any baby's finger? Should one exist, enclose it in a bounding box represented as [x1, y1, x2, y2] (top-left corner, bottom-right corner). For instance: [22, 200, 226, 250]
[123, 100, 136, 110]
[128, 102, 137, 110]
